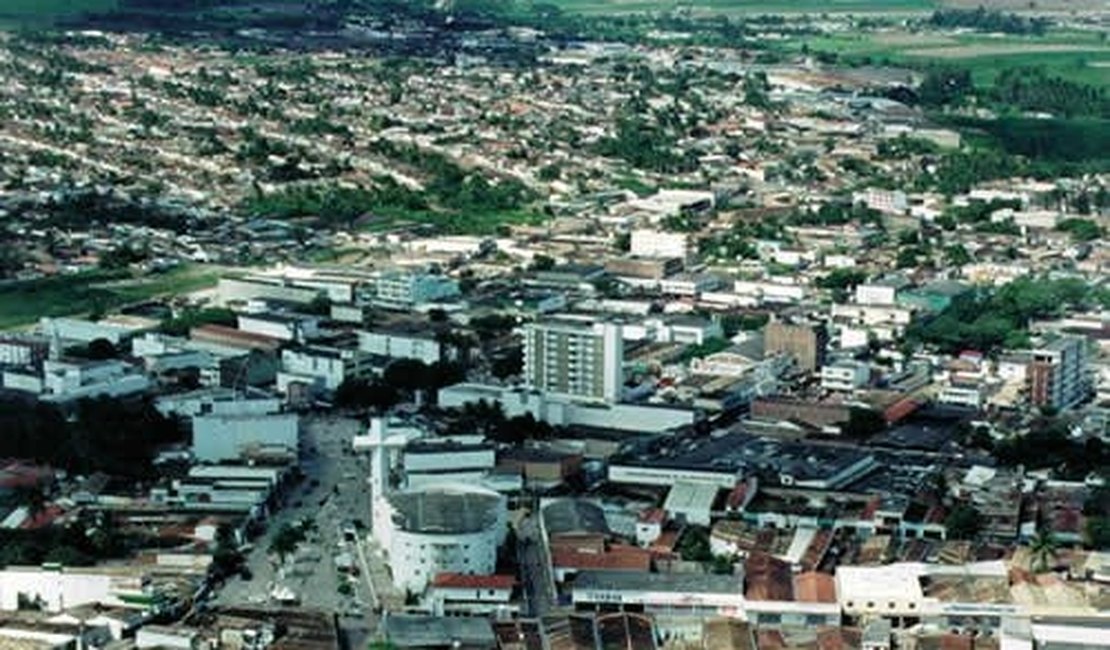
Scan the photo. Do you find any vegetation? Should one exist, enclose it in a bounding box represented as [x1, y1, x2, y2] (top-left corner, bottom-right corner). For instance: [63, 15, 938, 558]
[0, 265, 219, 330]
[945, 503, 983, 540]
[927, 9, 1049, 36]
[908, 277, 1106, 354]
[0, 396, 185, 479]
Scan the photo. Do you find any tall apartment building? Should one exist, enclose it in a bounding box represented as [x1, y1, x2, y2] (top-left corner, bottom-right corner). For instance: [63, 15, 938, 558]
[1029, 336, 1088, 410]
[523, 319, 623, 403]
[764, 321, 828, 373]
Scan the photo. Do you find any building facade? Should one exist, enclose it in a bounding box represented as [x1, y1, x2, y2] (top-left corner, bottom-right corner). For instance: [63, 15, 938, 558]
[523, 319, 623, 403]
[1029, 336, 1088, 410]
[764, 321, 828, 373]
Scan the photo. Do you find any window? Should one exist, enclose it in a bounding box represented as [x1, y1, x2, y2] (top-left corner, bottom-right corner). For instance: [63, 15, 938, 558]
[888, 602, 896, 609]
[867, 602, 875, 609]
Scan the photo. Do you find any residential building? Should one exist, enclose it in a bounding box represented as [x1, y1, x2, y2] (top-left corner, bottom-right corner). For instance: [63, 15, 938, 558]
[764, 321, 828, 373]
[1029, 336, 1088, 410]
[277, 344, 374, 393]
[523, 318, 623, 403]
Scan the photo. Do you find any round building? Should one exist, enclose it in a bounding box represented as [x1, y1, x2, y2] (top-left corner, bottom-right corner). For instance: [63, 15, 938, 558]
[375, 483, 507, 593]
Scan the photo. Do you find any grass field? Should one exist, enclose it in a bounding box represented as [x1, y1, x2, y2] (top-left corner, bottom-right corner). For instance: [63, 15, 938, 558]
[783, 30, 1110, 87]
[550, 0, 937, 14]
[0, 265, 220, 331]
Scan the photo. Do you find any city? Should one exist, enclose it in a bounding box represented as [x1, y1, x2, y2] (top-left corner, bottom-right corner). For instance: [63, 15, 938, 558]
[0, 0, 1107, 649]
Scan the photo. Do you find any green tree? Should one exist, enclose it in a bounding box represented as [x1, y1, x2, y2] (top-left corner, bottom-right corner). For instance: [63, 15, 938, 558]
[1028, 530, 1059, 572]
[945, 504, 983, 540]
[944, 244, 972, 267]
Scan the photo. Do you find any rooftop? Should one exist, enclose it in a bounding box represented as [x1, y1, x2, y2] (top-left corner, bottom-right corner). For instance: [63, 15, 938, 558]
[389, 485, 502, 535]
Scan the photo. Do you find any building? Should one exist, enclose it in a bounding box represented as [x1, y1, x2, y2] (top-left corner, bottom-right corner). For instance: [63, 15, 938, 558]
[0, 337, 48, 368]
[821, 361, 871, 392]
[371, 272, 459, 308]
[426, 573, 517, 617]
[358, 329, 442, 365]
[629, 229, 690, 260]
[1029, 336, 1088, 410]
[764, 321, 828, 373]
[277, 344, 374, 394]
[368, 420, 507, 593]
[16, 359, 153, 403]
[523, 318, 623, 403]
[191, 412, 299, 463]
[236, 313, 320, 343]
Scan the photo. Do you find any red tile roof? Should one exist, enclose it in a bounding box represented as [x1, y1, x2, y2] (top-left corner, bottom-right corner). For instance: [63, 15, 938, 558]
[552, 545, 652, 572]
[794, 572, 837, 604]
[431, 573, 516, 590]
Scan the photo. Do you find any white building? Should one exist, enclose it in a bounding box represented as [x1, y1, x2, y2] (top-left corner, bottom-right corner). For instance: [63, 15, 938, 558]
[438, 383, 698, 433]
[821, 361, 870, 392]
[39, 317, 141, 345]
[33, 359, 152, 403]
[523, 318, 623, 403]
[0, 567, 149, 613]
[191, 412, 298, 463]
[237, 313, 320, 343]
[371, 272, 459, 308]
[358, 329, 442, 365]
[630, 229, 689, 259]
[855, 283, 898, 306]
[278, 344, 374, 393]
[852, 189, 907, 215]
[367, 419, 507, 593]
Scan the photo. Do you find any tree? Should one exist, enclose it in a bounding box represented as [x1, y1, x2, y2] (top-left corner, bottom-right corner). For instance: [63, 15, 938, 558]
[530, 254, 556, 272]
[1028, 530, 1059, 572]
[678, 526, 713, 562]
[945, 504, 983, 540]
[944, 244, 972, 267]
[383, 359, 428, 391]
[86, 338, 117, 360]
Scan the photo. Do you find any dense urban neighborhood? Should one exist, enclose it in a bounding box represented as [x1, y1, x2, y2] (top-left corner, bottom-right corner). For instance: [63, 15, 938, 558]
[0, 0, 1107, 649]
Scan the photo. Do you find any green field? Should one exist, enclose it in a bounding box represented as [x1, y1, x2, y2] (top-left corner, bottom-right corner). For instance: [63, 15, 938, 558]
[783, 31, 1110, 87]
[0, 265, 220, 331]
[0, 0, 117, 28]
[549, 0, 936, 14]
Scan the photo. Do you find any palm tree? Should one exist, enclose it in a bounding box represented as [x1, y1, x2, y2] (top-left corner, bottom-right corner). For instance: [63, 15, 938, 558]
[1029, 530, 1059, 573]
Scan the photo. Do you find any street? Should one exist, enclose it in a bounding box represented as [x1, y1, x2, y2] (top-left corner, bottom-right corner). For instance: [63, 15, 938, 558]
[213, 415, 381, 641]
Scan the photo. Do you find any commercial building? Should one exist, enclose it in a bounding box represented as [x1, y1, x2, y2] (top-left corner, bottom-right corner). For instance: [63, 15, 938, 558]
[523, 318, 623, 403]
[438, 383, 698, 433]
[764, 321, 828, 373]
[1029, 336, 1088, 410]
[191, 412, 298, 463]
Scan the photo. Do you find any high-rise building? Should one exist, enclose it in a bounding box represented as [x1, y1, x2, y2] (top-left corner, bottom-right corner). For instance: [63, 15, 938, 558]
[523, 319, 623, 403]
[764, 321, 828, 373]
[1029, 336, 1088, 410]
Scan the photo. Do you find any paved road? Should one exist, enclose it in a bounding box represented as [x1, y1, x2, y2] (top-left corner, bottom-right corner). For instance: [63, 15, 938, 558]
[214, 415, 379, 636]
[517, 513, 557, 618]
